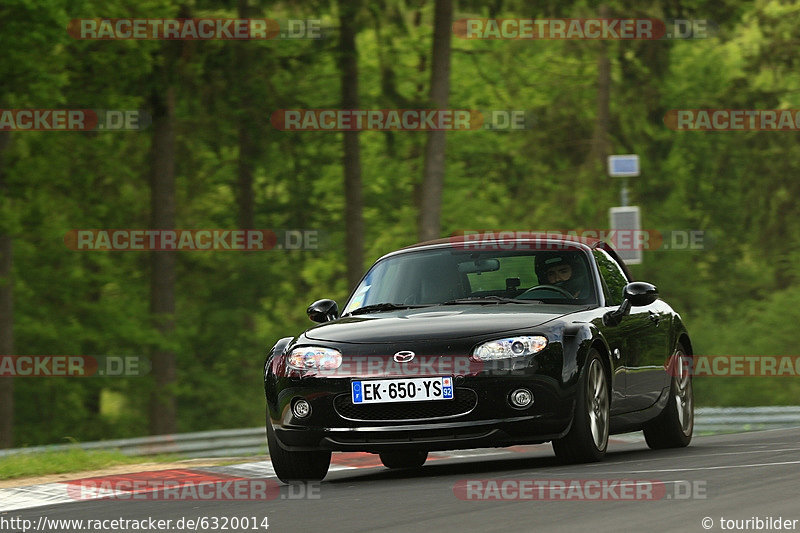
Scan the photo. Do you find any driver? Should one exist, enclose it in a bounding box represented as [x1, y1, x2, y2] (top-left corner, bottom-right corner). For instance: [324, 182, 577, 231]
[534, 253, 587, 298]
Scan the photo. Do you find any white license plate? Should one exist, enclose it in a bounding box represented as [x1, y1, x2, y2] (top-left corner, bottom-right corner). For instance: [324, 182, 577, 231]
[351, 376, 454, 404]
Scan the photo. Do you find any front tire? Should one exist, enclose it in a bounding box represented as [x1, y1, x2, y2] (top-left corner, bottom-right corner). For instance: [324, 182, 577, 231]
[266, 421, 331, 483]
[552, 349, 609, 464]
[379, 451, 428, 469]
[643, 344, 693, 449]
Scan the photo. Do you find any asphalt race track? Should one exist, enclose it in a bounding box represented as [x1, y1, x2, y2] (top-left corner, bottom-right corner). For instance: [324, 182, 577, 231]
[4, 428, 800, 533]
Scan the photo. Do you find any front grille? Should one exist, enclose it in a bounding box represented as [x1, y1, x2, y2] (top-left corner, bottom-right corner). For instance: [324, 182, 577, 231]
[333, 388, 477, 422]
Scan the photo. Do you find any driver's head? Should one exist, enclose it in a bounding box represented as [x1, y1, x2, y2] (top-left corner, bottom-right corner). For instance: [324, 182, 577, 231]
[536, 253, 574, 284]
[545, 261, 572, 284]
[535, 252, 587, 297]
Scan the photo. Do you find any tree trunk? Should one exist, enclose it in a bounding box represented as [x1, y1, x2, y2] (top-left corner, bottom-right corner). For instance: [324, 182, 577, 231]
[418, 0, 453, 242]
[236, 0, 258, 336]
[0, 131, 13, 448]
[587, 5, 611, 167]
[148, 82, 177, 436]
[236, 0, 255, 234]
[339, 0, 364, 290]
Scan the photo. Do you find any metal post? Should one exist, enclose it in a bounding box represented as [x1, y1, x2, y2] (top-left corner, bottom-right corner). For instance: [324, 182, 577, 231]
[620, 177, 628, 207]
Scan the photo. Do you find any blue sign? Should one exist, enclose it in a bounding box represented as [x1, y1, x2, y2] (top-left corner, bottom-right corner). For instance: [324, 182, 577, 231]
[608, 155, 640, 177]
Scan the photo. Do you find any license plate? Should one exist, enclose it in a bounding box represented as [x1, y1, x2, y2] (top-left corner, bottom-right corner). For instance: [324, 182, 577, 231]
[351, 376, 453, 404]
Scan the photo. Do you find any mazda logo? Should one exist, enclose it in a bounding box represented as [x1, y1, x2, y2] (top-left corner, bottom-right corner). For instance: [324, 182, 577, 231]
[393, 351, 415, 363]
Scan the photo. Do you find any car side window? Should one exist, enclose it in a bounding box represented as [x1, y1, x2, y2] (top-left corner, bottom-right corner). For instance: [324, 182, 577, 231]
[592, 249, 628, 306]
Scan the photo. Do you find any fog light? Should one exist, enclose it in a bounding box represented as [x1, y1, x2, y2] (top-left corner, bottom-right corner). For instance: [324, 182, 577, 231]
[510, 388, 533, 408]
[292, 399, 311, 418]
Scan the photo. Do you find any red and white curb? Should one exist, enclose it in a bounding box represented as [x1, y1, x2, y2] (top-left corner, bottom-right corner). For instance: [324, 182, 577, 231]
[0, 460, 365, 512]
[0, 436, 643, 512]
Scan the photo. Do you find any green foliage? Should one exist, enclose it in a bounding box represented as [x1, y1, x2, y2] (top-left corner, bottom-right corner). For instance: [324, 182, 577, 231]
[688, 284, 800, 406]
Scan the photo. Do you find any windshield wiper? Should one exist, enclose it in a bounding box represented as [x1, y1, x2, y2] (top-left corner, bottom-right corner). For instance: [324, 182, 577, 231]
[348, 303, 431, 316]
[439, 296, 539, 305]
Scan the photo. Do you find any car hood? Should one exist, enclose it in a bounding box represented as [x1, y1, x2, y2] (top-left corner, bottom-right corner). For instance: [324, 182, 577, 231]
[303, 304, 586, 344]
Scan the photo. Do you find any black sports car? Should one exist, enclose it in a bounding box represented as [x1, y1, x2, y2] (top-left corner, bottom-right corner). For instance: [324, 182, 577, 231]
[263, 235, 693, 482]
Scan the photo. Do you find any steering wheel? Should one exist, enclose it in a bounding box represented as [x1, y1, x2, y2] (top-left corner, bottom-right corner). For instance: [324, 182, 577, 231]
[518, 284, 574, 299]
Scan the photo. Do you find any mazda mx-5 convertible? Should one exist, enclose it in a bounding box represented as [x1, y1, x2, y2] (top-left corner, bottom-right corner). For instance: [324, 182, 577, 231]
[263, 235, 693, 482]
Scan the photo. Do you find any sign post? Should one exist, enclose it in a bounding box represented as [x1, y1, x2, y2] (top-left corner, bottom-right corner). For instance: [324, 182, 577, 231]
[608, 155, 642, 264]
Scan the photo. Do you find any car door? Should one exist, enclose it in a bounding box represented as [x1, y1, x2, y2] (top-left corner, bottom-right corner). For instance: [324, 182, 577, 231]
[630, 296, 673, 407]
[624, 297, 672, 409]
[592, 249, 639, 414]
[594, 249, 670, 411]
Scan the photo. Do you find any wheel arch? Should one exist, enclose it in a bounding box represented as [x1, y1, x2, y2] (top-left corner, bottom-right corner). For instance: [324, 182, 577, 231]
[264, 336, 295, 400]
[590, 338, 613, 396]
[677, 332, 693, 356]
[565, 323, 614, 397]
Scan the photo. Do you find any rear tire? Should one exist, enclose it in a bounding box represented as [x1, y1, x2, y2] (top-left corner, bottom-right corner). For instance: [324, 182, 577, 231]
[643, 344, 693, 449]
[552, 349, 609, 464]
[379, 451, 428, 469]
[266, 421, 331, 483]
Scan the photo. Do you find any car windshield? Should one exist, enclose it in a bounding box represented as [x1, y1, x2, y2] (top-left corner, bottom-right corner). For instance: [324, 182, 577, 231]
[342, 245, 596, 315]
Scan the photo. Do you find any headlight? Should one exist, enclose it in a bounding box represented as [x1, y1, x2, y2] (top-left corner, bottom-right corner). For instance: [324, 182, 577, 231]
[288, 346, 343, 370]
[472, 336, 547, 361]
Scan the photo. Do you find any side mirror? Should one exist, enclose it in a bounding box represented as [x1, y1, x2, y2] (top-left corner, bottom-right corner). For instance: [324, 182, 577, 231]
[623, 282, 658, 307]
[307, 299, 339, 323]
[603, 282, 658, 327]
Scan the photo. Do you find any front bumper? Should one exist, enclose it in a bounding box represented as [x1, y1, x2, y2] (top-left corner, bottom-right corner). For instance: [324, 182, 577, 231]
[267, 375, 575, 452]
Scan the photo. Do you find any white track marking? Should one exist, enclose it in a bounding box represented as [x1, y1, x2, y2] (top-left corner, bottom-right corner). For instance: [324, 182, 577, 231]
[581, 446, 800, 468]
[0, 483, 74, 512]
[551, 459, 800, 476]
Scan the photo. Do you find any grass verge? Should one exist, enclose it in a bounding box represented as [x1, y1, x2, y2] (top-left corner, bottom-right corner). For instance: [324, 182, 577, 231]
[0, 448, 184, 480]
